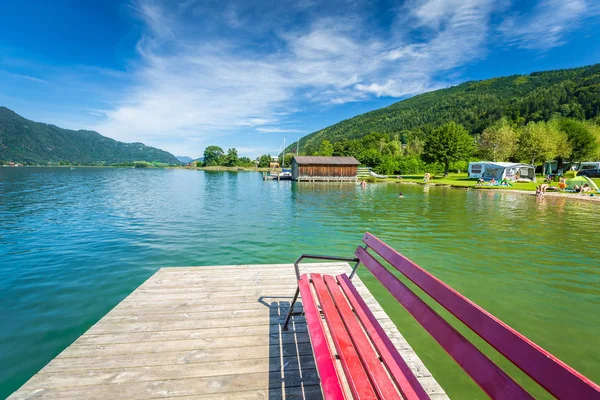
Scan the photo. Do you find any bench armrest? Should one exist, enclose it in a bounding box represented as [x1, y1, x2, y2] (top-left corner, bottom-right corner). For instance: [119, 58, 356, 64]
[293, 254, 360, 280]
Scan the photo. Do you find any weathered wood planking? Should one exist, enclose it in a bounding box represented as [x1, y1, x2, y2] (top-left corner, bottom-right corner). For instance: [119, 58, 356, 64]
[9, 263, 447, 399]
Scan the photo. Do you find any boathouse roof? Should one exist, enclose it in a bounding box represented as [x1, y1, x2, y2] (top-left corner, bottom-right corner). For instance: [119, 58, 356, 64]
[293, 156, 360, 165]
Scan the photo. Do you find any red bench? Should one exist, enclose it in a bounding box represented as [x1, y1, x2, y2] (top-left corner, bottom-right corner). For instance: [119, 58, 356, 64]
[284, 232, 600, 399]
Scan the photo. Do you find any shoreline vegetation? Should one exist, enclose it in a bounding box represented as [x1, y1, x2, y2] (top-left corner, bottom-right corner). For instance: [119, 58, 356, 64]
[374, 172, 600, 201]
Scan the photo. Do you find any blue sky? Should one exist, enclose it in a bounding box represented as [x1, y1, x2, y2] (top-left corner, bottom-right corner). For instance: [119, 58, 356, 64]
[1, 0, 599, 158]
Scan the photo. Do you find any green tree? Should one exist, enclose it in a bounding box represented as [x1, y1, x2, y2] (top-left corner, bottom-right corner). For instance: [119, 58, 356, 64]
[383, 140, 402, 157]
[405, 134, 424, 156]
[397, 156, 425, 174]
[225, 148, 239, 167]
[360, 132, 389, 152]
[318, 140, 334, 156]
[358, 148, 383, 168]
[258, 154, 271, 168]
[238, 156, 252, 166]
[332, 140, 348, 156]
[547, 119, 572, 160]
[557, 119, 598, 162]
[516, 122, 552, 165]
[282, 153, 293, 167]
[423, 122, 474, 177]
[585, 121, 600, 160]
[374, 155, 398, 175]
[477, 118, 517, 161]
[203, 146, 224, 166]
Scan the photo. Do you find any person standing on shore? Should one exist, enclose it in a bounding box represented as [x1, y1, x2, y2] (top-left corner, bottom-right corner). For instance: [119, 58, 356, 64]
[536, 184, 549, 196]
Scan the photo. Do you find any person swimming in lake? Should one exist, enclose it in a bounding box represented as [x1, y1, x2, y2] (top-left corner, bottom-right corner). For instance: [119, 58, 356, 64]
[398, 192, 404, 198]
[361, 180, 367, 188]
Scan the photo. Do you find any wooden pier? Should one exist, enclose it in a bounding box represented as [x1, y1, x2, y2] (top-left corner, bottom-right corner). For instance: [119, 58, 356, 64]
[9, 263, 446, 399]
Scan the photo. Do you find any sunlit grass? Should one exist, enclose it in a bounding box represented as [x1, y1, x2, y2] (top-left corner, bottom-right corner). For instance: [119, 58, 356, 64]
[388, 173, 540, 191]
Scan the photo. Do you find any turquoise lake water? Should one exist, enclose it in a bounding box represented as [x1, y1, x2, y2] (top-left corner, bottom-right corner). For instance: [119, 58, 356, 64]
[0, 167, 598, 398]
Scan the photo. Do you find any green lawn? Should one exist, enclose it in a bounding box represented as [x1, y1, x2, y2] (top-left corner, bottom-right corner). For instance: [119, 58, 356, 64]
[387, 173, 600, 192]
[389, 173, 538, 191]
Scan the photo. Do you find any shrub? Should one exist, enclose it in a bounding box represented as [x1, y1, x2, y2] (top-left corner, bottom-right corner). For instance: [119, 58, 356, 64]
[397, 156, 425, 174]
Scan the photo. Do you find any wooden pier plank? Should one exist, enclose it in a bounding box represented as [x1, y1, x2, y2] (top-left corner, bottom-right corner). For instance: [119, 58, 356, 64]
[9, 263, 447, 399]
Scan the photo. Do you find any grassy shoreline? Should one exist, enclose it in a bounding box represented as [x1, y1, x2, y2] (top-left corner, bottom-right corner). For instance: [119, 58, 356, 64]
[385, 173, 538, 191]
[375, 173, 600, 200]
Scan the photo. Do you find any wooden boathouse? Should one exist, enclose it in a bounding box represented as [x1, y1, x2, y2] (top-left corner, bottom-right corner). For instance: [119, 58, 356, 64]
[291, 156, 360, 182]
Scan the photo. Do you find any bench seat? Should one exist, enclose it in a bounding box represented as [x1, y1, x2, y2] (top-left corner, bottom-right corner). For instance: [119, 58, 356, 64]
[299, 273, 427, 400]
[289, 233, 600, 399]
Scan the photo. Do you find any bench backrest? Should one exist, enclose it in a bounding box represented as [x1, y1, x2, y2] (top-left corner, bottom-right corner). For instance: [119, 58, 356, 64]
[356, 232, 600, 399]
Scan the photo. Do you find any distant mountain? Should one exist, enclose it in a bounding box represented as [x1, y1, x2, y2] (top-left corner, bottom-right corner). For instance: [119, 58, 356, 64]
[176, 156, 193, 163]
[0, 107, 181, 164]
[288, 63, 600, 154]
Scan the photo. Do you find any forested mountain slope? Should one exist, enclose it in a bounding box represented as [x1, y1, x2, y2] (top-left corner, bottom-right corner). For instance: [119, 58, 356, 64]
[0, 107, 180, 164]
[293, 64, 600, 154]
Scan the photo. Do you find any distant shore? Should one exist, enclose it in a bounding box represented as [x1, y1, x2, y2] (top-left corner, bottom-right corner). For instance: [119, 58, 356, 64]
[1, 165, 274, 172]
[191, 166, 274, 172]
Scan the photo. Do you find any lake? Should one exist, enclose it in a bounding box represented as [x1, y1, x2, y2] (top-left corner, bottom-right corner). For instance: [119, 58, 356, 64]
[1, 167, 598, 398]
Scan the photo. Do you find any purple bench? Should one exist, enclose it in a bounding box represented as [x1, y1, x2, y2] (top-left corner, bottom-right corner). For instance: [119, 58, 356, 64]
[284, 232, 600, 399]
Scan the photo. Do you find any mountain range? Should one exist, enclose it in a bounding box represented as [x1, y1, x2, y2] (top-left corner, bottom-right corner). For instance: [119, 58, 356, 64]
[3, 64, 600, 164]
[176, 156, 193, 163]
[0, 107, 180, 164]
[289, 64, 600, 154]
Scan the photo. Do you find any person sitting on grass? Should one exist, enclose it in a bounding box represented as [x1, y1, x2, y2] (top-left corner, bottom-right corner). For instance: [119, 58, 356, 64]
[476, 178, 484, 187]
[490, 178, 497, 186]
[573, 184, 581, 193]
[582, 184, 591, 193]
[558, 178, 567, 191]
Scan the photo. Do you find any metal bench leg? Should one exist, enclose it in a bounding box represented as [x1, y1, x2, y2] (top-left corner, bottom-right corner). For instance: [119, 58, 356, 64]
[285, 253, 360, 330]
[283, 286, 300, 330]
[348, 258, 362, 280]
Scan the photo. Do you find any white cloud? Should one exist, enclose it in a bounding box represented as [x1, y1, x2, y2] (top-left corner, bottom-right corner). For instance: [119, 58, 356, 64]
[90, 0, 506, 154]
[256, 127, 305, 133]
[132, 0, 175, 39]
[0, 70, 47, 84]
[498, 0, 594, 50]
[224, 5, 242, 28]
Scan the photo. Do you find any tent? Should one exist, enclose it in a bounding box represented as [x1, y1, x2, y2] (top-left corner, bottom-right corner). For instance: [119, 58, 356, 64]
[468, 162, 536, 181]
[566, 176, 599, 191]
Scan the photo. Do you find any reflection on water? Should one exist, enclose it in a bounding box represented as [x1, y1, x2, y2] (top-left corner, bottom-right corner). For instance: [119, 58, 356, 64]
[0, 167, 598, 398]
